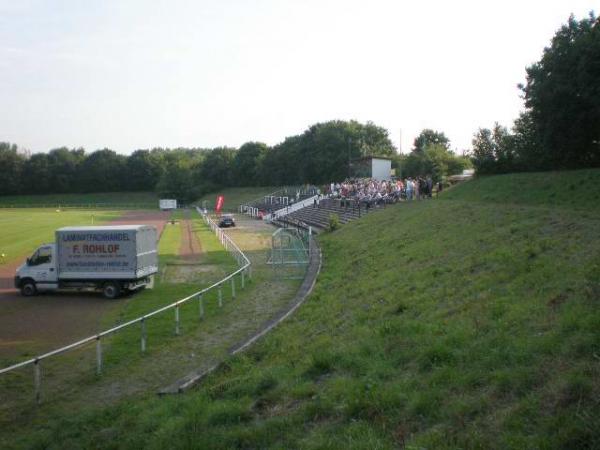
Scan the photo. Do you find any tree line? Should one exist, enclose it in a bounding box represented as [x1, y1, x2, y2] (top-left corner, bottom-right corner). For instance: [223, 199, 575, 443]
[1, 121, 395, 201]
[472, 12, 600, 174]
[0, 120, 473, 202]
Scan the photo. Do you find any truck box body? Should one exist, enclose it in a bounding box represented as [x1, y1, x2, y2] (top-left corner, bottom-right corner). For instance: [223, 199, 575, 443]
[56, 225, 158, 280]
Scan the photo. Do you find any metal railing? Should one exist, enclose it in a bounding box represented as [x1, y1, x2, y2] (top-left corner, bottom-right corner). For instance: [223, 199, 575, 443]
[239, 186, 320, 217]
[0, 208, 251, 404]
[269, 195, 319, 219]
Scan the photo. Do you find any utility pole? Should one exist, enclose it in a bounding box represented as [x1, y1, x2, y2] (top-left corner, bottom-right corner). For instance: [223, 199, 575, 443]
[348, 137, 352, 179]
[399, 128, 403, 154]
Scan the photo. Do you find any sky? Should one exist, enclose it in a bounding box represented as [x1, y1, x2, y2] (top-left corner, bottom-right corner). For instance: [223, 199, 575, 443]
[0, 0, 597, 155]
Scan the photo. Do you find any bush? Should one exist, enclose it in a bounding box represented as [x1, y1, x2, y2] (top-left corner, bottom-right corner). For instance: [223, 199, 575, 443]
[328, 213, 340, 232]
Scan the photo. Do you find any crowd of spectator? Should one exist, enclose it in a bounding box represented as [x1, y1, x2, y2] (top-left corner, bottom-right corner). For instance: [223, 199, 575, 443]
[323, 177, 441, 209]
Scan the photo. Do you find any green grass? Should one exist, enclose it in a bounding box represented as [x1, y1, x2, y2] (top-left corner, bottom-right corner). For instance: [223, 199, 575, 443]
[195, 187, 278, 212]
[4, 171, 600, 449]
[0, 192, 158, 208]
[443, 168, 600, 210]
[158, 217, 182, 262]
[0, 209, 122, 265]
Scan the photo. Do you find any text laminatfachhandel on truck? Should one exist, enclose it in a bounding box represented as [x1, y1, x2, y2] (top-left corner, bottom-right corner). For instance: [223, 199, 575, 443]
[14, 225, 158, 299]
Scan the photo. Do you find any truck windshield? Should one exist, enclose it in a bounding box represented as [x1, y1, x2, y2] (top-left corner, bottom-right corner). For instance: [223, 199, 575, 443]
[29, 247, 52, 266]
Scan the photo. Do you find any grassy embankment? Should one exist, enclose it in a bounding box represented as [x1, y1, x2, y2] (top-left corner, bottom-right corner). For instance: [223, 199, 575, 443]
[195, 187, 278, 212]
[6, 170, 600, 449]
[0, 209, 122, 266]
[0, 192, 158, 209]
[442, 169, 600, 210]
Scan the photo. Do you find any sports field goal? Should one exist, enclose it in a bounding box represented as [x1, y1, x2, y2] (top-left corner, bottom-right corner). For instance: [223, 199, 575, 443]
[267, 227, 310, 279]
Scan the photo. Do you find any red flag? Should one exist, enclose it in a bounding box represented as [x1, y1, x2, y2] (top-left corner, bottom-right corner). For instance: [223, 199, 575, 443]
[215, 195, 224, 214]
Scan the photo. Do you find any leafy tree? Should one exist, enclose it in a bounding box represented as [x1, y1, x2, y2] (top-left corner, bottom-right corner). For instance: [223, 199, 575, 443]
[491, 124, 515, 173]
[126, 150, 164, 191]
[520, 12, 600, 168]
[0, 142, 25, 195]
[282, 120, 396, 184]
[232, 142, 268, 186]
[400, 144, 470, 181]
[156, 154, 195, 203]
[471, 123, 515, 174]
[472, 128, 497, 174]
[196, 147, 236, 189]
[510, 111, 542, 170]
[77, 149, 127, 192]
[258, 143, 292, 186]
[47, 148, 85, 193]
[23, 153, 51, 194]
[413, 129, 450, 153]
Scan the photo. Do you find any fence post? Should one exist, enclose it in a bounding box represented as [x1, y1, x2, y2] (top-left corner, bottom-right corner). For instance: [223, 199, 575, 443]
[34, 359, 41, 404]
[96, 336, 102, 376]
[141, 318, 147, 353]
[198, 294, 204, 319]
[241, 269, 245, 289]
[231, 277, 236, 298]
[175, 304, 180, 335]
[218, 286, 223, 307]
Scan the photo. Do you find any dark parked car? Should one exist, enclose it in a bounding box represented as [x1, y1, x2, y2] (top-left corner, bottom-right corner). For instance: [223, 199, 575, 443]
[218, 214, 236, 228]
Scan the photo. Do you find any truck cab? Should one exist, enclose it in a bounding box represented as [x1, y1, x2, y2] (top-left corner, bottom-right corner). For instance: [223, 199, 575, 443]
[15, 244, 58, 296]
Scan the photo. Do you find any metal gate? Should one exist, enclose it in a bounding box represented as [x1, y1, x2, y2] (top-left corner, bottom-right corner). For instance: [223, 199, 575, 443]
[267, 227, 310, 279]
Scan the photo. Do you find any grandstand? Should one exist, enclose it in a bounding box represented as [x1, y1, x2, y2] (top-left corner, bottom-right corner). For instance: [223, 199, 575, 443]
[242, 179, 403, 231]
[278, 198, 382, 230]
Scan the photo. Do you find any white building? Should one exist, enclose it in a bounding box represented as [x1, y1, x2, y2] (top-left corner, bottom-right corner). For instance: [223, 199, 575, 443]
[352, 156, 392, 181]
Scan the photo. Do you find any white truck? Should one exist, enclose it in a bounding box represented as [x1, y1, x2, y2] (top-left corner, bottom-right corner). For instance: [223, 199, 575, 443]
[14, 225, 158, 299]
[159, 199, 177, 210]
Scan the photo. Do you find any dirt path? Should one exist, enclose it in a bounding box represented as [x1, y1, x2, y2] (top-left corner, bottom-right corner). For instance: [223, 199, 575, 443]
[179, 210, 202, 261]
[0, 210, 170, 360]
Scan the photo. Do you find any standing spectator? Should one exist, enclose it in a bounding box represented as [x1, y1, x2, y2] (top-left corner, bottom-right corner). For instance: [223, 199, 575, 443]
[406, 178, 413, 200]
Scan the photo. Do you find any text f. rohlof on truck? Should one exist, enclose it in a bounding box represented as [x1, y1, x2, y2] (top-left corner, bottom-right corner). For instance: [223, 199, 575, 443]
[14, 225, 158, 299]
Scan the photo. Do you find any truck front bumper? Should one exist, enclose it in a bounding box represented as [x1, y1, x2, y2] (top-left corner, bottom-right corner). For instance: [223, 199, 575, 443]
[14, 276, 21, 288]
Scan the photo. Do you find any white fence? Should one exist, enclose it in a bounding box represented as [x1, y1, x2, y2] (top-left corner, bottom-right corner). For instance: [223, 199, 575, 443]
[0, 208, 251, 404]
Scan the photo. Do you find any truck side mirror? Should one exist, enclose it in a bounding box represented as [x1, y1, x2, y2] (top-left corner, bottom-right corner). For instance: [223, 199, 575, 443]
[26, 258, 32, 266]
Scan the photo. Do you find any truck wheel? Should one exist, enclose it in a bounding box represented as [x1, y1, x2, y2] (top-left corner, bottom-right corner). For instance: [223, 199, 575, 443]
[20, 280, 37, 297]
[102, 281, 121, 299]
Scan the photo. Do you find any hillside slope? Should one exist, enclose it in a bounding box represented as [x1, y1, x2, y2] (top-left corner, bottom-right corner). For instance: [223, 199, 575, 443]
[195, 187, 278, 212]
[9, 171, 600, 449]
[442, 168, 600, 210]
